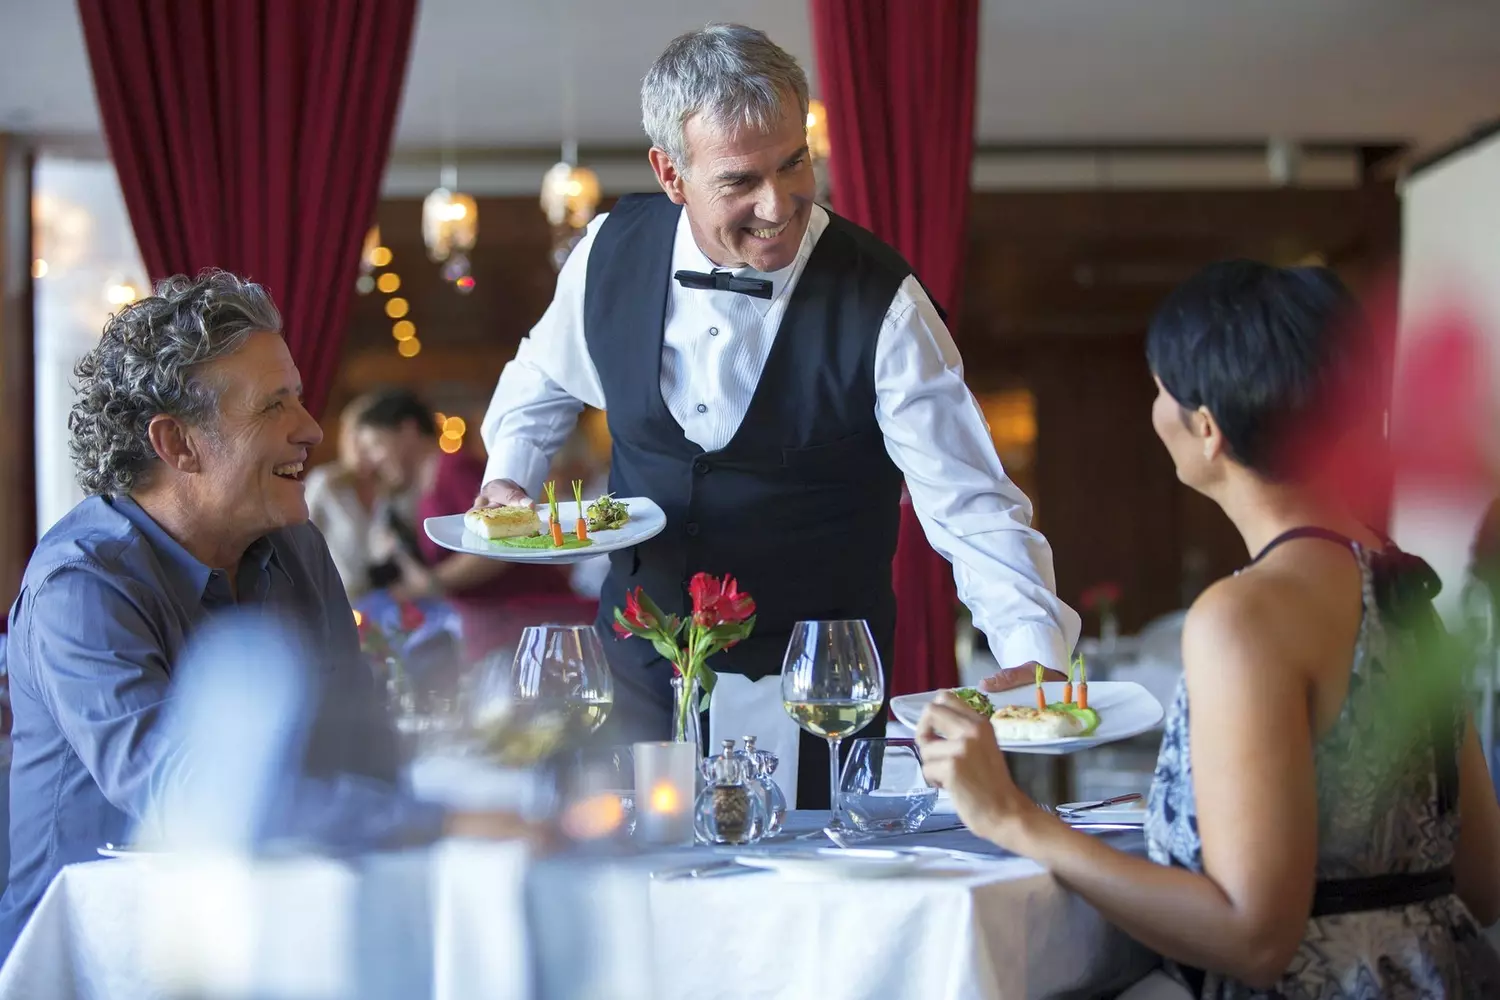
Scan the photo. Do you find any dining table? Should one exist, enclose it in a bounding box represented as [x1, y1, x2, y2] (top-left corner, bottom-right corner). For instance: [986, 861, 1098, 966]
[0, 793, 1156, 1000]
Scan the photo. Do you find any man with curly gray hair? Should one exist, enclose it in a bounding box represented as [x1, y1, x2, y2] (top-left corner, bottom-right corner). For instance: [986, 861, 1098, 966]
[0, 272, 522, 959]
[476, 24, 1078, 810]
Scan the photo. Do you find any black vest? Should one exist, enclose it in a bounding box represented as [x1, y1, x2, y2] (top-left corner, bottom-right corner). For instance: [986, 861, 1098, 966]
[583, 193, 910, 715]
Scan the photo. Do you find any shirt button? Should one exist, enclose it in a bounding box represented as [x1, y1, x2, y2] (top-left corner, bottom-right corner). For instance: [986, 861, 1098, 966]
[693, 460, 709, 475]
[696, 403, 708, 414]
[685, 522, 700, 537]
[708, 327, 719, 336]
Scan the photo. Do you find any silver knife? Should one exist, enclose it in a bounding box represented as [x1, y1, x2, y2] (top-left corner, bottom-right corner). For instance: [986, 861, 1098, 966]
[1057, 792, 1143, 816]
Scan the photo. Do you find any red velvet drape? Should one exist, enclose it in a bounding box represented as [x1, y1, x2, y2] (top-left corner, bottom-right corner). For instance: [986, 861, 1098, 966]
[812, 0, 981, 696]
[76, 0, 417, 420]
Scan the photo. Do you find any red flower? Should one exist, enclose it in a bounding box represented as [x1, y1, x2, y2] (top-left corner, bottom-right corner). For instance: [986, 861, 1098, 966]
[612, 619, 632, 640]
[714, 574, 755, 624]
[1079, 583, 1122, 611]
[397, 601, 426, 633]
[689, 572, 755, 627]
[620, 586, 658, 632]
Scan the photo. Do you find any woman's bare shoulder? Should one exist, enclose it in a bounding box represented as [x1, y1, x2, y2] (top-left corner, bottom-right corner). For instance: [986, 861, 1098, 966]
[1183, 545, 1362, 680]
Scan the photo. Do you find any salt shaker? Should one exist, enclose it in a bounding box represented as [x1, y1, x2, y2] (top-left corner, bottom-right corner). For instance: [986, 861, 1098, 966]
[693, 739, 766, 845]
[741, 735, 787, 837]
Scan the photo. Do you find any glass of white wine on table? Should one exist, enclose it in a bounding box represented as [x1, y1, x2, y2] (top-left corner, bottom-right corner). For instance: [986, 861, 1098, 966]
[473, 625, 615, 768]
[780, 620, 886, 831]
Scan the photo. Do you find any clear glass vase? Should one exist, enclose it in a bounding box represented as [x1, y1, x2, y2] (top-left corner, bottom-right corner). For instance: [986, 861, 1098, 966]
[671, 674, 704, 760]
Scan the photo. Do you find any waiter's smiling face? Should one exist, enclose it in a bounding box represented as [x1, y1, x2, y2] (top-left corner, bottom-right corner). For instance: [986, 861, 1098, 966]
[649, 94, 815, 273]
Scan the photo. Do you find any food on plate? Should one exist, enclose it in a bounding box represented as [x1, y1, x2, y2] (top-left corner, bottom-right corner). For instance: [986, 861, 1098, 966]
[1034, 663, 1047, 710]
[585, 493, 631, 531]
[1075, 655, 1089, 710]
[990, 705, 1086, 741]
[1047, 702, 1101, 736]
[572, 479, 589, 540]
[544, 481, 564, 546]
[949, 687, 994, 717]
[464, 504, 542, 540]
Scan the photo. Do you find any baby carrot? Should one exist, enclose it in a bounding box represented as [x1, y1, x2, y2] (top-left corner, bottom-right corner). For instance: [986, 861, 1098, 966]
[543, 481, 563, 547]
[1076, 656, 1089, 711]
[572, 479, 588, 540]
[1062, 664, 1073, 706]
[1035, 663, 1046, 711]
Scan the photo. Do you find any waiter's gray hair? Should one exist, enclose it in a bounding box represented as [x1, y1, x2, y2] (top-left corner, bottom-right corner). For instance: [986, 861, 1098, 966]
[642, 23, 809, 172]
[69, 270, 282, 497]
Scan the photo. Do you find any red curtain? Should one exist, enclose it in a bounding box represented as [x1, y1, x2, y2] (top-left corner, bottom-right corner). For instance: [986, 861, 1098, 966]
[76, 0, 417, 420]
[812, 0, 980, 696]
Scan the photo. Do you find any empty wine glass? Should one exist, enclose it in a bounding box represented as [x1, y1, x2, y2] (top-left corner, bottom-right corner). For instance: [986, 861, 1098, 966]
[780, 620, 885, 829]
[472, 625, 614, 766]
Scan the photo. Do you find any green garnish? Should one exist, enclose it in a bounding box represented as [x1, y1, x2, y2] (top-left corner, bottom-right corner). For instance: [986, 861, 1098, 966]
[585, 493, 631, 531]
[571, 479, 584, 511]
[1047, 703, 1101, 736]
[543, 480, 559, 525]
[950, 687, 994, 718]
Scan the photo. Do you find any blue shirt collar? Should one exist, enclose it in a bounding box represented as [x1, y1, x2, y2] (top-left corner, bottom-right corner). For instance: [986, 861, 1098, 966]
[110, 495, 280, 607]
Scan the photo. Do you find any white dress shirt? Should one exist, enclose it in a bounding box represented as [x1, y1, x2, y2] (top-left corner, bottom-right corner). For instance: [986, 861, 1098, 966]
[481, 203, 1080, 671]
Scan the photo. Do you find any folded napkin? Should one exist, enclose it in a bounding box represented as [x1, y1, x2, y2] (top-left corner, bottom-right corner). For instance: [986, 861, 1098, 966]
[708, 673, 801, 808]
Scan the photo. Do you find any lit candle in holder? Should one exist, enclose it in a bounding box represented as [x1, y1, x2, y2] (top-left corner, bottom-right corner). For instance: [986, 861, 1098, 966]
[633, 741, 697, 845]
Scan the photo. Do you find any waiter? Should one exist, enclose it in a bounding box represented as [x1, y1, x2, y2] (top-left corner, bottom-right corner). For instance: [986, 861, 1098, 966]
[477, 23, 1079, 807]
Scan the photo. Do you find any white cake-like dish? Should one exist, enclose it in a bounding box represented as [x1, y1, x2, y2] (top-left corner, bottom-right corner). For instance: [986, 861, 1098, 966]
[989, 705, 1085, 741]
[463, 505, 542, 540]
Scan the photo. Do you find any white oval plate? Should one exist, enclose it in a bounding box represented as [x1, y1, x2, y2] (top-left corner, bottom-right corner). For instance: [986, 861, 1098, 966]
[1058, 798, 1148, 826]
[423, 497, 666, 564]
[890, 681, 1164, 755]
[733, 848, 925, 881]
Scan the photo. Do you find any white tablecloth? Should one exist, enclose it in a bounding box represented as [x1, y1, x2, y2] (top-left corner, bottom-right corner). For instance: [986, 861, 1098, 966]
[0, 816, 1153, 1000]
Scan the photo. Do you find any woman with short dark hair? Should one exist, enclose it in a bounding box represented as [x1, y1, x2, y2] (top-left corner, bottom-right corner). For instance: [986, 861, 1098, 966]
[917, 260, 1500, 998]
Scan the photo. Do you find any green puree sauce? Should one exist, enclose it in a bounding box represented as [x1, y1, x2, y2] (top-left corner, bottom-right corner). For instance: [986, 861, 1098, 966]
[494, 532, 594, 551]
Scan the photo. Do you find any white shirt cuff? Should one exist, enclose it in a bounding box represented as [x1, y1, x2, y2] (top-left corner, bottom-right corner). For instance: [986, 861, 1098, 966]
[481, 440, 552, 499]
[994, 622, 1072, 674]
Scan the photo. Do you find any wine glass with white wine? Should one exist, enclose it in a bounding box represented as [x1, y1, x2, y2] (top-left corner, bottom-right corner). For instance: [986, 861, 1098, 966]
[780, 620, 885, 830]
[473, 625, 614, 766]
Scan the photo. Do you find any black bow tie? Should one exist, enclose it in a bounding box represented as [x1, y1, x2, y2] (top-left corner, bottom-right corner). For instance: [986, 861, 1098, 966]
[674, 268, 773, 300]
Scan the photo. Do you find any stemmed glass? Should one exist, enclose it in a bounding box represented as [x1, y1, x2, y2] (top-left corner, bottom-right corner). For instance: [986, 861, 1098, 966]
[471, 624, 614, 766]
[780, 620, 885, 830]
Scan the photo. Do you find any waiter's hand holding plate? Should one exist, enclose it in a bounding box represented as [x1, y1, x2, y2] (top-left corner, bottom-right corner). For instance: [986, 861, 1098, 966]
[474, 478, 534, 509]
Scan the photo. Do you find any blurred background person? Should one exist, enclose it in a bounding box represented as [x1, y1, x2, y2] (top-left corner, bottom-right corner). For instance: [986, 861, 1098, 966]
[305, 392, 388, 601]
[353, 390, 587, 671]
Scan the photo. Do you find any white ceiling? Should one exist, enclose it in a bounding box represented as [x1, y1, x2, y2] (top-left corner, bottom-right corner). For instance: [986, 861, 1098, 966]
[2, 0, 1497, 150]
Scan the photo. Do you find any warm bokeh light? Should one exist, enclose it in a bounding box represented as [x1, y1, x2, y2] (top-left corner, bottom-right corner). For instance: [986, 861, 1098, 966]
[352, 609, 363, 626]
[384, 297, 409, 319]
[649, 782, 680, 813]
[397, 336, 421, 358]
[433, 412, 447, 426]
[455, 275, 476, 292]
[376, 273, 401, 293]
[806, 98, 830, 161]
[438, 435, 462, 454]
[31, 258, 47, 278]
[106, 283, 139, 305]
[560, 793, 626, 840]
[370, 246, 393, 268]
[442, 416, 467, 439]
[392, 319, 415, 341]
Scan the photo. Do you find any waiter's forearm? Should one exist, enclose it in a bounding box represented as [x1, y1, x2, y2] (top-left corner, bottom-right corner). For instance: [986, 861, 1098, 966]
[479, 360, 587, 494]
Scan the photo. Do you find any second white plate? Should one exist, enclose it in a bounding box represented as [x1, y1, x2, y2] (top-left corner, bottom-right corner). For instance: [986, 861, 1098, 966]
[734, 848, 926, 881]
[890, 681, 1164, 755]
